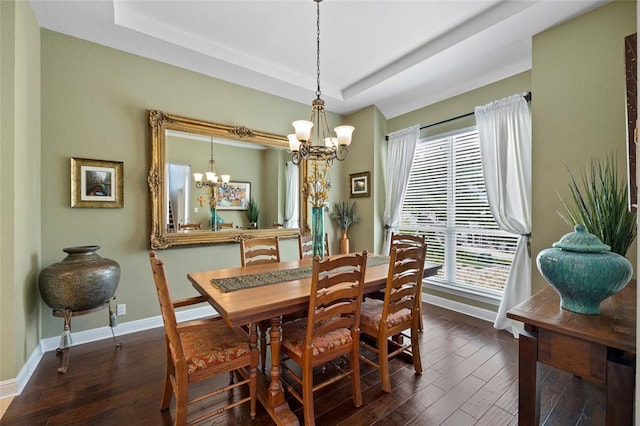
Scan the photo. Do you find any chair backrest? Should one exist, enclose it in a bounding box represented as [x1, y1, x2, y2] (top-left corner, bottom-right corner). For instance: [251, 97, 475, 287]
[382, 245, 427, 325]
[148, 250, 184, 359]
[389, 232, 425, 253]
[217, 222, 233, 230]
[298, 233, 330, 259]
[304, 251, 368, 354]
[178, 223, 201, 230]
[240, 237, 281, 266]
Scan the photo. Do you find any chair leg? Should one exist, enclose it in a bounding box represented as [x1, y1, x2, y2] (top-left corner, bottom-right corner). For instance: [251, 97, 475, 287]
[379, 334, 391, 393]
[351, 347, 363, 407]
[249, 322, 259, 420]
[302, 364, 315, 426]
[259, 320, 268, 372]
[174, 373, 188, 426]
[161, 343, 173, 410]
[411, 326, 423, 375]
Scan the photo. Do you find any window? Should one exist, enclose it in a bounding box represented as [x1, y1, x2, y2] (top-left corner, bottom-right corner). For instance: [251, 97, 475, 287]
[399, 127, 518, 300]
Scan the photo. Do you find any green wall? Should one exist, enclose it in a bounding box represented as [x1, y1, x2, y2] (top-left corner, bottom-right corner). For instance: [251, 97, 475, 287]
[0, 0, 41, 382]
[37, 30, 319, 341]
[531, 0, 637, 293]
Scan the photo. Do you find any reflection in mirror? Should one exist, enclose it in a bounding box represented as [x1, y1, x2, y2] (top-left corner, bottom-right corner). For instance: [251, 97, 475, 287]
[148, 110, 308, 249]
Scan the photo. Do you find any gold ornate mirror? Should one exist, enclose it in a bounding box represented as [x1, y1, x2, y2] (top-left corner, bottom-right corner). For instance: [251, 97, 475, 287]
[148, 110, 308, 249]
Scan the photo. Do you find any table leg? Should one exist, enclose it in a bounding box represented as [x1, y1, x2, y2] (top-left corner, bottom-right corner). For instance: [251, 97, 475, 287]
[250, 316, 299, 425]
[605, 357, 634, 425]
[268, 316, 285, 406]
[518, 329, 540, 426]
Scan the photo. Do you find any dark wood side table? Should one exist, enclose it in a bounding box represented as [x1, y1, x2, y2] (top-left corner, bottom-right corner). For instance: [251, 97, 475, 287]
[507, 280, 636, 425]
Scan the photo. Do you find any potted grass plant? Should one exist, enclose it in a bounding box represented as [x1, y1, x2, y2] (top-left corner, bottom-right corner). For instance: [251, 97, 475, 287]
[330, 200, 358, 254]
[558, 154, 636, 256]
[245, 197, 259, 229]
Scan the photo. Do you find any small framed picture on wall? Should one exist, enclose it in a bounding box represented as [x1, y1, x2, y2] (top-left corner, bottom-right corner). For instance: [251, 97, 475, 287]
[349, 171, 370, 198]
[71, 157, 124, 208]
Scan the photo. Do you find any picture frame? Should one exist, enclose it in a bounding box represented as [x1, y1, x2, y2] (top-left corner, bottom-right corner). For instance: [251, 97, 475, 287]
[349, 171, 370, 198]
[216, 181, 251, 210]
[624, 33, 637, 211]
[71, 157, 124, 208]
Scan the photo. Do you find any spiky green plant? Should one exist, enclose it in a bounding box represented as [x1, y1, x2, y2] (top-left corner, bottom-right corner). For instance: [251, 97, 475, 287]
[245, 197, 259, 223]
[330, 201, 358, 232]
[558, 155, 636, 256]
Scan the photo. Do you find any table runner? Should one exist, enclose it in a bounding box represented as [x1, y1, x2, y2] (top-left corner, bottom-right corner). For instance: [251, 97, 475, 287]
[211, 255, 389, 293]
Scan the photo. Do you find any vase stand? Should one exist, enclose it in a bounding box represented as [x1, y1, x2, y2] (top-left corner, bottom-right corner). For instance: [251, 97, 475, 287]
[52, 298, 122, 374]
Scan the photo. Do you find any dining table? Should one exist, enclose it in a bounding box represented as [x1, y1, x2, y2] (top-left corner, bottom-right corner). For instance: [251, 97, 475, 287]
[188, 254, 441, 426]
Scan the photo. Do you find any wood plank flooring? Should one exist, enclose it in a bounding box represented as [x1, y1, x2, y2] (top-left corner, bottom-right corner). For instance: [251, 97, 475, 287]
[1, 304, 605, 425]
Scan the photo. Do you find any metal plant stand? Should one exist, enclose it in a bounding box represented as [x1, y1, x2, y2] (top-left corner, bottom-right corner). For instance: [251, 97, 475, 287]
[52, 297, 122, 374]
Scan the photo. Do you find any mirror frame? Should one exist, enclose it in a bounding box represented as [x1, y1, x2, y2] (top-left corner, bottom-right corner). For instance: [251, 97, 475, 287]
[148, 110, 308, 249]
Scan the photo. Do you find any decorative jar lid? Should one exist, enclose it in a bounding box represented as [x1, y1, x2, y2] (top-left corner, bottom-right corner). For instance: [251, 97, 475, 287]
[552, 224, 610, 252]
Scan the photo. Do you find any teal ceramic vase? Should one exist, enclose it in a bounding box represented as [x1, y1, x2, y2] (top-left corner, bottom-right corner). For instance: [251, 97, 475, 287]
[536, 224, 633, 314]
[311, 206, 325, 258]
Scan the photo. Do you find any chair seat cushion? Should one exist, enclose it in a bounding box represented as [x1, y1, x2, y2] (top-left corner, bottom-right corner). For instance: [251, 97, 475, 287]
[361, 298, 411, 330]
[181, 323, 250, 374]
[282, 319, 352, 357]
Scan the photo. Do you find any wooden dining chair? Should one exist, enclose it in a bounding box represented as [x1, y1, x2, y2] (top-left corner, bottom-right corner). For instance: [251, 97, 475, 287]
[239, 236, 281, 266]
[239, 236, 281, 371]
[148, 251, 258, 425]
[371, 232, 427, 331]
[390, 232, 425, 251]
[280, 251, 368, 425]
[298, 233, 330, 259]
[359, 245, 426, 393]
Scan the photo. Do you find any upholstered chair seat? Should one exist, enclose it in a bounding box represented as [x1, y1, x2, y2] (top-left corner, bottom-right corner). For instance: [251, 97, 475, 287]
[181, 325, 253, 374]
[282, 319, 353, 358]
[360, 299, 412, 330]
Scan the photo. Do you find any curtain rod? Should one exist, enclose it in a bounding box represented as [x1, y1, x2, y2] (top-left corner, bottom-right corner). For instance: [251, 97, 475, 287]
[385, 91, 532, 141]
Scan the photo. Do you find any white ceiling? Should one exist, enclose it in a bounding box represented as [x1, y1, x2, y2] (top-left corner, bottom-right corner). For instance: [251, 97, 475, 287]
[29, 0, 610, 118]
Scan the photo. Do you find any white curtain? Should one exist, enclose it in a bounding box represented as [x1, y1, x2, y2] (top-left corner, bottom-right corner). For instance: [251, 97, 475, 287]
[475, 93, 532, 338]
[383, 125, 420, 254]
[284, 161, 299, 229]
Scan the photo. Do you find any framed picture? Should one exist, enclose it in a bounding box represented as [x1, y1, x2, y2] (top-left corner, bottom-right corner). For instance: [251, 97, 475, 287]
[71, 157, 124, 208]
[216, 181, 251, 210]
[624, 33, 637, 211]
[349, 171, 370, 198]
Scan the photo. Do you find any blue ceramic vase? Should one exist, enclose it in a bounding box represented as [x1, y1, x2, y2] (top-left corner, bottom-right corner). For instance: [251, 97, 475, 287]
[536, 224, 633, 314]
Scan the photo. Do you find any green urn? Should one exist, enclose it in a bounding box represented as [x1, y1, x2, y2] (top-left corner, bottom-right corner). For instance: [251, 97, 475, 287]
[536, 224, 633, 314]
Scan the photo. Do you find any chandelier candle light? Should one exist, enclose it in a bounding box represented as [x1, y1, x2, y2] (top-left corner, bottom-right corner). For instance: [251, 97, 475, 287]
[290, 0, 354, 257]
[193, 137, 230, 230]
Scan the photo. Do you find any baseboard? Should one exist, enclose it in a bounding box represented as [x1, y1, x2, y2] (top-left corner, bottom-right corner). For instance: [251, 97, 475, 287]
[423, 294, 497, 323]
[1, 300, 493, 401]
[0, 305, 216, 400]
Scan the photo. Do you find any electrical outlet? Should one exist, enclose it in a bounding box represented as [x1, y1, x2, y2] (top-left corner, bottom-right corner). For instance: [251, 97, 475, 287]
[116, 304, 126, 316]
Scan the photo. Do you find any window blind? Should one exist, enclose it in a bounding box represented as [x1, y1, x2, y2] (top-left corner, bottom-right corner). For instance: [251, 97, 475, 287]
[399, 127, 517, 295]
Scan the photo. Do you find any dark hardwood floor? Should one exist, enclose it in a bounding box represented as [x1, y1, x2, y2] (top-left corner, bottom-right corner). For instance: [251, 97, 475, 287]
[2, 304, 605, 425]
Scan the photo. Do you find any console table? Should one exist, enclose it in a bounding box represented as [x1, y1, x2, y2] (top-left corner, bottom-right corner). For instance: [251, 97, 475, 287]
[507, 280, 636, 425]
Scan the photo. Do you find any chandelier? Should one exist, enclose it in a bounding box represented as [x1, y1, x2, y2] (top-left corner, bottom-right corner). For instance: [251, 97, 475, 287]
[193, 137, 230, 206]
[289, 0, 354, 166]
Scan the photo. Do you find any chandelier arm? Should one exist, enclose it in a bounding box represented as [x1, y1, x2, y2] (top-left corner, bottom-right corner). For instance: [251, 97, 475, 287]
[335, 146, 348, 161]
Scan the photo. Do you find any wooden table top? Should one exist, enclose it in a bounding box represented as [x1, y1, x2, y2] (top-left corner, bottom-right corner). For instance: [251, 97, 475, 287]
[188, 257, 442, 328]
[507, 280, 636, 353]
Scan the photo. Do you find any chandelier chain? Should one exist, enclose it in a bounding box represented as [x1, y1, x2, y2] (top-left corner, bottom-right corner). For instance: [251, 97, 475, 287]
[316, 0, 321, 98]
